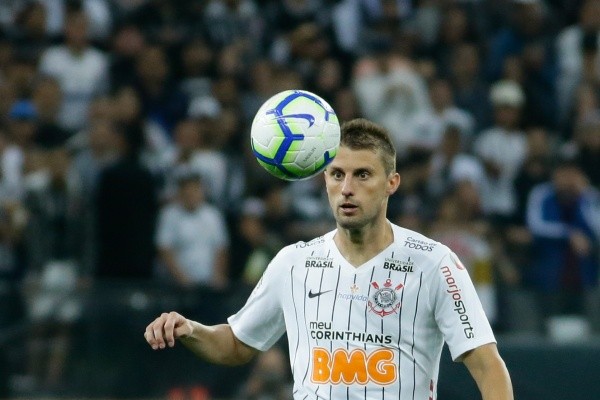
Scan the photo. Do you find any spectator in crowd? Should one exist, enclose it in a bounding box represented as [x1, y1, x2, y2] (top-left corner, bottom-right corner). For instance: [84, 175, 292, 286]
[474, 80, 528, 223]
[23, 146, 86, 393]
[0, 124, 27, 329]
[310, 57, 346, 103]
[4, 52, 37, 101]
[352, 51, 431, 158]
[155, 172, 229, 289]
[572, 111, 600, 188]
[26, 0, 113, 41]
[94, 122, 158, 280]
[410, 78, 475, 153]
[568, 83, 600, 140]
[526, 158, 600, 326]
[202, 0, 263, 51]
[195, 104, 247, 213]
[233, 198, 283, 287]
[212, 75, 240, 110]
[178, 37, 215, 101]
[127, 0, 194, 46]
[240, 59, 275, 123]
[31, 77, 70, 148]
[10, 1, 51, 65]
[71, 118, 119, 206]
[110, 85, 172, 178]
[448, 43, 491, 131]
[555, 0, 600, 127]
[109, 23, 147, 91]
[513, 127, 555, 225]
[38, 5, 109, 133]
[158, 117, 220, 203]
[3, 100, 40, 201]
[23, 146, 86, 278]
[133, 44, 188, 138]
[502, 126, 555, 332]
[426, 124, 484, 206]
[429, 4, 479, 78]
[258, 183, 294, 244]
[0, 201, 26, 398]
[486, 0, 554, 83]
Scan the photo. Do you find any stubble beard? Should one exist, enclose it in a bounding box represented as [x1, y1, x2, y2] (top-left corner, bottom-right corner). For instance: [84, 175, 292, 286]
[335, 202, 389, 233]
[335, 207, 372, 231]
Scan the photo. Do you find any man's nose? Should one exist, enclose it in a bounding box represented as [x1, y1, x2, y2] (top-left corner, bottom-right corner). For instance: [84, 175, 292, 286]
[341, 176, 354, 196]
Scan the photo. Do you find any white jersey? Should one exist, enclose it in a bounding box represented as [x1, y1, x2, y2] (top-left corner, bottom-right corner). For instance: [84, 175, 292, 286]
[228, 223, 495, 399]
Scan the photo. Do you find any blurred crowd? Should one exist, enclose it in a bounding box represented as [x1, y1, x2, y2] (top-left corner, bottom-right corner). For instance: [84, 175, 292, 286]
[0, 0, 600, 398]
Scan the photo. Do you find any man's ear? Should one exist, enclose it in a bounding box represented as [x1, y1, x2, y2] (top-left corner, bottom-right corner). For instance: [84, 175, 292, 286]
[387, 172, 401, 195]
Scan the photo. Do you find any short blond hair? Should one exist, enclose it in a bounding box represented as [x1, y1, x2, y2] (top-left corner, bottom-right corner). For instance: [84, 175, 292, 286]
[339, 118, 396, 174]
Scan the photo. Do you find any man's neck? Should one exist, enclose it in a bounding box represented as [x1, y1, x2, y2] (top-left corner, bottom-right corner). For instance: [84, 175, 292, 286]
[334, 220, 393, 267]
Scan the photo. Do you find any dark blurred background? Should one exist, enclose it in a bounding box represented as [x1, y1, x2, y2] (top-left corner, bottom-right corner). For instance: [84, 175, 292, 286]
[0, 0, 599, 399]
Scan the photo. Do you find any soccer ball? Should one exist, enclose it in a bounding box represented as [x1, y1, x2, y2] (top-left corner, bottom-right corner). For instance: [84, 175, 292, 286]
[250, 89, 340, 181]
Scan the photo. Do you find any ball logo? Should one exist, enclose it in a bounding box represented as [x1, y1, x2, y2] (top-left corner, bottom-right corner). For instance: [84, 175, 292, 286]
[368, 279, 403, 317]
[272, 112, 315, 127]
[311, 347, 397, 385]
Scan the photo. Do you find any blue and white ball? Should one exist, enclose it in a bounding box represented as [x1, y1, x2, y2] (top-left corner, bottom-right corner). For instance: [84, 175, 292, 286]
[250, 90, 340, 181]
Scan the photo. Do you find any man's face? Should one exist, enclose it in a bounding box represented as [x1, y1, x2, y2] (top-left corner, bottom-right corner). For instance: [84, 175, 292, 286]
[494, 105, 521, 129]
[324, 146, 400, 230]
[65, 13, 88, 49]
[179, 180, 204, 211]
[553, 166, 585, 203]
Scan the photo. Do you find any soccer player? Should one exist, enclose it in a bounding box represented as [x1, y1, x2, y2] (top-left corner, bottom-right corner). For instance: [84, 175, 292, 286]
[144, 118, 513, 399]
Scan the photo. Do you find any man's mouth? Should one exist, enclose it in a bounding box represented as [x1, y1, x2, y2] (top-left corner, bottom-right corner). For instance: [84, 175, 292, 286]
[340, 203, 358, 210]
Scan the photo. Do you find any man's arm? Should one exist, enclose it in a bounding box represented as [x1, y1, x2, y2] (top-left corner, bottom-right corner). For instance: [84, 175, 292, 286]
[144, 311, 259, 366]
[462, 343, 513, 400]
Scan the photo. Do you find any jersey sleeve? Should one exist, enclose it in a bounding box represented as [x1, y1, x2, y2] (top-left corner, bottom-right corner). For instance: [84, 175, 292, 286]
[227, 249, 288, 352]
[429, 250, 496, 361]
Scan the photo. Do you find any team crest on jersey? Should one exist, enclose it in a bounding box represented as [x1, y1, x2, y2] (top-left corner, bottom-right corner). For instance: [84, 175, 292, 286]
[368, 279, 403, 317]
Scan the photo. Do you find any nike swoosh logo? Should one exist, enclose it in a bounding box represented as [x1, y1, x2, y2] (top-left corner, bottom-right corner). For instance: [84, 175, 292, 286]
[308, 289, 332, 298]
[273, 113, 315, 127]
